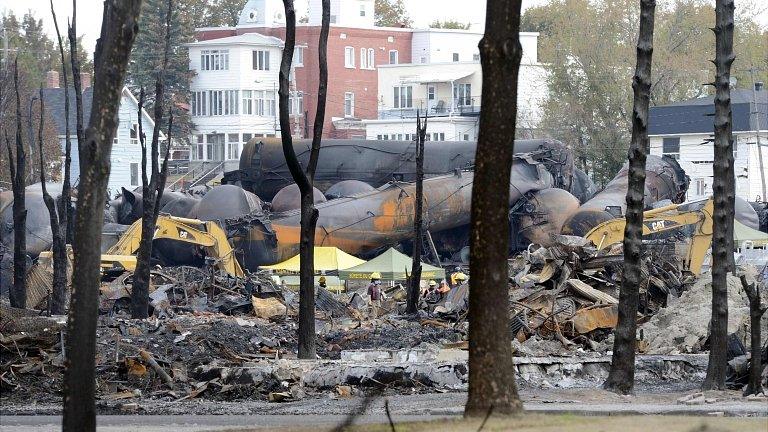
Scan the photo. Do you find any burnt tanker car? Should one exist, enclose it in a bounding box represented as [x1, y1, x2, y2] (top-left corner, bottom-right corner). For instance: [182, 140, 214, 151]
[222, 138, 593, 202]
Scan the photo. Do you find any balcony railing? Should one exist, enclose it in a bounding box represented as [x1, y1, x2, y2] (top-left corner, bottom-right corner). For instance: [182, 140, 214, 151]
[378, 97, 481, 120]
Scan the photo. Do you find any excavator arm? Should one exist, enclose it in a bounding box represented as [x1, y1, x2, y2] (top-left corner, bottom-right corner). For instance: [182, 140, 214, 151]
[584, 199, 714, 274]
[103, 215, 244, 278]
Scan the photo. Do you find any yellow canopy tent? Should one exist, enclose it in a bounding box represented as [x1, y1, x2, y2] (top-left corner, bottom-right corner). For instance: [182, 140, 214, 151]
[260, 246, 366, 274]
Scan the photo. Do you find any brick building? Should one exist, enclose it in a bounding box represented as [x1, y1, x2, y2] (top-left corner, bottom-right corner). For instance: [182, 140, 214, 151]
[194, 0, 412, 141]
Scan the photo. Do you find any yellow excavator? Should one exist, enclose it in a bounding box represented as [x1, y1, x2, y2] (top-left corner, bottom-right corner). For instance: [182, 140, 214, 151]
[100, 215, 244, 278]
[584, 198, 714, 275]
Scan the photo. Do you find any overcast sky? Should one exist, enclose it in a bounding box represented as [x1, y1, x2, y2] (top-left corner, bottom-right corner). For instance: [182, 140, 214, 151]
[1, 0, 766, 58]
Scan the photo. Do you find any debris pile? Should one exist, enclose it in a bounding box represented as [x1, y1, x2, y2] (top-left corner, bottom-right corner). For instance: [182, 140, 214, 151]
[506, 235, 695, 351]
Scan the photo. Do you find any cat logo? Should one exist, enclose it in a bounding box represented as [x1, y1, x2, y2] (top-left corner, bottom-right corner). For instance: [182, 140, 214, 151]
[178, 228, 189, 239]
[650, 220, 666, 231]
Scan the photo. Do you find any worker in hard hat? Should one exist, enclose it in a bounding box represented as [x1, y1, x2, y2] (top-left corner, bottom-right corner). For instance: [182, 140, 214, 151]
[318, 276, 327, 289]
[450, 267, 468, 287]
[367, 272, 382, 318]
[425, 280, 441, 303]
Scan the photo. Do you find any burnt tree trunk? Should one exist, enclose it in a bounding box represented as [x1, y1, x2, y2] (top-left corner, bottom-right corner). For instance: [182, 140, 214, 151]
[703, 0, 735, 391]
[48, 0, 72, 315]
[66, 1, 85, 244]
[62, 2, 142, 430]
[132, 0, 173, 319]
[464, 0, 524, 417]
[741, 275, 766, 396]
[36, 90, 68, 316]
[7, 59, 27, 309]
[279, 0, 329, 360]
[603, 0, 656, 396]
[407, 112, 427, 315]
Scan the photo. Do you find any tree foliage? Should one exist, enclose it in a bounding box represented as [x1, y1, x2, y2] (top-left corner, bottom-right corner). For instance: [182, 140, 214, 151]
[129, 0, 195, 143]
[429, 19, 470, 30]
[523, 0, 767, 187]
[0, 11, 94, 88]
[374, 0, 412, 27]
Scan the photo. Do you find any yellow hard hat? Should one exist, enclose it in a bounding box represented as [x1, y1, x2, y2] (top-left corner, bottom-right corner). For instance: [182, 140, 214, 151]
[370, 272, 382, 280]
[455, 272, 467, 281]
[428, 280, 437, 287]
[318, 276, 326, 283]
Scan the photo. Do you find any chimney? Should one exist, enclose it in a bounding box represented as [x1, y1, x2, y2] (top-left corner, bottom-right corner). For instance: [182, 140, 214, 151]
[80, 72, 92, 90]
[756, 82, 764, 92]
[46, 70, 60, 89]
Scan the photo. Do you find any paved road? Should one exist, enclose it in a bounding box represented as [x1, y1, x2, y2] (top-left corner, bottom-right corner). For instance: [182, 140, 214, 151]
[2, 400, 766, 432]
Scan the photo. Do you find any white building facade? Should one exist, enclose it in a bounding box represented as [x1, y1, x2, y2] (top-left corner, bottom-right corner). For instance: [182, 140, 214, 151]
[648, 88, 768, 202]
[187, 33, 305, 161]
[43, 83, 162, 197]
[363, 31, 548, 141]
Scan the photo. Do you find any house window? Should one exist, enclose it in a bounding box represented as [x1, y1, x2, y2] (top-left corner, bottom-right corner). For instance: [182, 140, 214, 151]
[294, 47, 304, 67]
[377, 134, 382, 140]
[242, 90, 253, 115]
[224, 90, 238, 115]
[290, 91, 304, 116]
[264, 90, 276, 116]
[473, 53, 480, 61]
[389, 50, 398, 64]
[200, 49, 229, 71]
[344, 92, 355, 117]
[194, 135, 204, 160]
[383, 134, 389, 140]
[452, 53, 459, 62]
[360, 4, 366, 16]
[393, 85, 413, 109]
[360, 48, 367, 69]
[454, 83, 471, 106]
[662, 137, 680, 159]
[367, 48, 375, 69]
[432, 132, 445, 141]
[192, 91, 207, 116]
[696, 179, 707, 196]
[227, 133, 239, 160]
[130, 163, 139, 186]
[209, 90, 223, 115]
[130, 123, 139, 145]
[344, 46, 355, 68]
[252, 50, 270, 70]
[463, 134, 470, 141]
[427, 86, 435, 101]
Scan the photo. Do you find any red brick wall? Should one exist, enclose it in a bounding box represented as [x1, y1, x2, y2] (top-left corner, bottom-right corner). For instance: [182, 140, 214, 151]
[199, 25, 412, 138]
[196, 29, 237, 41]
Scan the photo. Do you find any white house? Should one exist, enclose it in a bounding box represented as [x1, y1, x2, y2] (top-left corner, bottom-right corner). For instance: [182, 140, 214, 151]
[187, 33, 305, 162]
[363, 32, 548, 141]
[42, 73, 163, 197]
[648, 85, 768, 202]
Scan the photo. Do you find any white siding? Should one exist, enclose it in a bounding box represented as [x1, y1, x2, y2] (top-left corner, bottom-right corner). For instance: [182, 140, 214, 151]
[61, 90, 157, 198]
[364, 118, 478, 142]
[189, 41, 283, 160]
[411, 30, 538, 65]
[309, 0, 374, 27]
[649, 131, 768, 201]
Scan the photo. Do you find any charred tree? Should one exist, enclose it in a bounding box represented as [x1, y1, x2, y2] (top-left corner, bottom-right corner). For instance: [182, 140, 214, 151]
[741, 275, 766, 396]
[47, 0, 72, 315]
[464, 0, 524, 417]
[279, 0, 329, 359]
[66, 0, 85, 244]
[62, 1, 142, 430]
[131, 0, 174, 319]
[703, 0, 735, 391]
[603, 0, 656, 395]
[6, 58, 27, 309]
[407, 112, 427, 315]
[36, 89, 68, 315]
